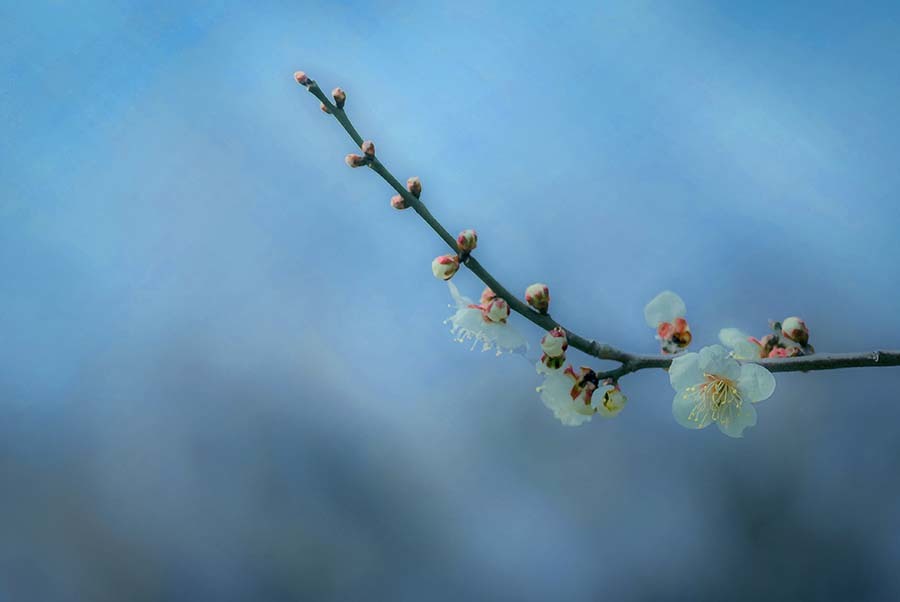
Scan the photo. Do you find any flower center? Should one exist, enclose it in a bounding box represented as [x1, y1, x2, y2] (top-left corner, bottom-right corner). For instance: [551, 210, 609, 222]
[684, 373, 742, 425]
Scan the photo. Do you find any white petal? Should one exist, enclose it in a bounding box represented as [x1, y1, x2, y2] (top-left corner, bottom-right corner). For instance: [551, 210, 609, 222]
[698, 345, 740, 381]
[738, 363, 776, 403]
[716, 402, 758, 438]
[718, 328, 761, 360]
[538, 371, 592, 426]
[447, 281, 473, 308]
[445, 285, 528, 355]
[672, 391, 711, 430]
[644, 291, 686, 327]
[669, 352, 702, 392]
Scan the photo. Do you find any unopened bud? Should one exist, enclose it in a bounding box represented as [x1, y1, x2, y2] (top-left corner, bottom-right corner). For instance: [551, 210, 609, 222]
[540, 327, 568, 358]
[407, 177, 422, 198]
[390, 194, 408, 210]
[525, 283, 550, 313]
[345, 154, 367, 168]
[483, 297, 510, 323]
[331, 87, 346, 109]
[781, 316, 809, 346]
[541, 353, 566, 370]
[361, 140, 375, 157]
[320, 102, 332, 114]
[480, 287, 497, 305]
[431, 254, 460, 281]
[294, 71, 309, 86]
[457, 229, 478, 252]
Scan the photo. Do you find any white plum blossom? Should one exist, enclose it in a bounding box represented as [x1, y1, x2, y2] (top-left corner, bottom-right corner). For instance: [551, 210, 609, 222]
[669, 344, 776, 438]
[644, 291, 692, 354]
[445, 282, 527, 355]
[536, 365, 596, 426]
[596, 385, 627, 418]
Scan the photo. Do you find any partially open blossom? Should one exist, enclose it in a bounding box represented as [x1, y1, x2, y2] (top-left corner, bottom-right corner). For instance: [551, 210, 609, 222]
[445, 282, 527, 355]
[457, 229, 478, 252]
[537, 365, 598, 426]
[294, 71, 309, 86]
[345, 153, 366, 168]
[431, 254, 460, 281]
[390, 194, 408, 210]
[407, 177, 422, 198]
[525, 283, 550, 313]
[483, 297, 510, 323]
[332, 87, 346, 108]
[539, 328, 568, 370]
[597, 384, 627, 418]
[361, 140, 375, 157]
[669, 345, 776, 438]
[781, 317, 809, 347]
[645, 291, 691, 354]
[718, 328, 764, 360]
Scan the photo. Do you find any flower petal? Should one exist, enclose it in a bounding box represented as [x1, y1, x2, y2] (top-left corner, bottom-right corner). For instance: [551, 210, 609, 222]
[644, 291, 686, 327]
[672, 390, 712, 430]
[538, 370, 592, 426]
[738, 363, 776, 403]
[719, 328, 761, 360]
[698, 345, 740, 381]
[716, 402, 758, 438]
[669, 352, 702, 392]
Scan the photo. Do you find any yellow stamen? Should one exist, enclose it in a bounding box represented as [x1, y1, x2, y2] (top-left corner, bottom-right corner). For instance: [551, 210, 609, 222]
[683, 373, 742, 426]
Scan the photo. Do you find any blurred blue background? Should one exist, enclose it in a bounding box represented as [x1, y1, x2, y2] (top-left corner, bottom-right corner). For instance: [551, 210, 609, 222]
[3, 1, 900, 600]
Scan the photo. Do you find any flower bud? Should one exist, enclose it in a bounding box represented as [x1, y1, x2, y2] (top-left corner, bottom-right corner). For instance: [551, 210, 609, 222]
[431, 254, 459, 281]
[345, 154, 367, 168]
[525, 283, 550, 313]
[407, 177, 422, 198]
[361, 140, 375, 157]
[598, 386, 627, 418]
[541, 353, 566, 370]
[457, 229, 478, 252]
[390, 194, 408, 210]
[479, 287, 497, 305]
[540, 327, 568, 358]
[331, 87, 346, 108]
[483, 297, 510, 323]
[781, 317, 809, 346]
[768, 347, 789, 358]
[294, 71, 309, 86]
[320, 102, 331, 114]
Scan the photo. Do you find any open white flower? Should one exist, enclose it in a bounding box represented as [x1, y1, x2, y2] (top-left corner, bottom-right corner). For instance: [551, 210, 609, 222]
[536, 365, 596, 426]
[445, 282, 527, 355]
[669, 345, 776, 438]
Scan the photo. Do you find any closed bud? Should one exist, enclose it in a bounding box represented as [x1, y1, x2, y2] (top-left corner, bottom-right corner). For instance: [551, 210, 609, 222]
[431, 254, 460, 280]
[407, 176, 422, 198]
[781, 316, 809, 346]
[361, 140, 375, 157]
[483, 297, 510, 323]
[390, 194, 408, 210]
[320, 102, 331, 114]
[331, 87, 346, 108]
[541, 353, 566, 370]
[525, 283, 550, 313]
[294, 71, 309, 86]
[345, 154, 367, 168]
[540, 327, 568, 358]
[457, 229, 478, 252]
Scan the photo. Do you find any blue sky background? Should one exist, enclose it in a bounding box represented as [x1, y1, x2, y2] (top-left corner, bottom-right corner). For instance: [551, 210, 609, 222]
[3, 1, 900, 600]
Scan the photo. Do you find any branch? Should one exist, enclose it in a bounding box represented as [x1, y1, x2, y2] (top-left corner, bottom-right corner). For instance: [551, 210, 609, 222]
[297, 76, 900, 380]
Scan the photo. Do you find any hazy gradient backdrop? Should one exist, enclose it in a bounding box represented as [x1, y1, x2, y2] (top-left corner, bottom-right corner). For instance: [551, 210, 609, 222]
[3, 2, 900, 600]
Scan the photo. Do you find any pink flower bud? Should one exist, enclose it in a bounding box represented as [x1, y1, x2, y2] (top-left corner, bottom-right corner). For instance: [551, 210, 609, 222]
[457, 229, 478, 252]
[768, 347, 789, 358]
[361, 140, 375, 157]
[431, 254, 460, 281]
[540, 327, 568, 358]
[331, 87, 346, 108]
[390, 194, 408, 210]
[320, 102, 331, 114]
[525, 283, 550, 312]
[294, 71, 309, 85]
[407, 177, 422, 198]
[482, 297, 510, 323]
[479, 287, 497, 305]
[345, 154, 367, 168]
[781, 316, 809, 347]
